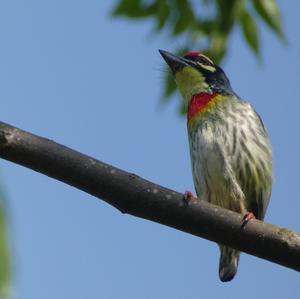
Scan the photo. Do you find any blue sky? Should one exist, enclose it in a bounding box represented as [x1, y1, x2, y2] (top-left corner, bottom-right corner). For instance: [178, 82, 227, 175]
[0, 0, 300, 298]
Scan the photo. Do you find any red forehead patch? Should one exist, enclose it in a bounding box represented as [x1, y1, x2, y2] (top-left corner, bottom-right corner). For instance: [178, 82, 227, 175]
[184, 52, 202, 57]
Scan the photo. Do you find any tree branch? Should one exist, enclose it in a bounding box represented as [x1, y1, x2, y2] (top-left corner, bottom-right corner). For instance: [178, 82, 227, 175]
[0, 121, 299, 272]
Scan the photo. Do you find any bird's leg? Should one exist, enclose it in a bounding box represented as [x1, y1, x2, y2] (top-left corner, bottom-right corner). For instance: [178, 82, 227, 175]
[183, 191, 195, 204]
[242, 211, 256, 222]
[183, 191, 194, 204]
[241, 211, 256, 229]
[184, 191, 194, 198]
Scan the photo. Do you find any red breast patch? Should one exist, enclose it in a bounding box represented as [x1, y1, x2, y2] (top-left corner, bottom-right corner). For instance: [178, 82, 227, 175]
[187, 92, 217, 121]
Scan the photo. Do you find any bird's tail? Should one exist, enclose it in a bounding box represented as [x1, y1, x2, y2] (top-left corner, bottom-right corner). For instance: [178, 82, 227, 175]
[218, 245, 240, 282]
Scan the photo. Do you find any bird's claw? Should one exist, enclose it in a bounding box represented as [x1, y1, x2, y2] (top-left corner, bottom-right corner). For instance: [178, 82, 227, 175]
[242, 211, 256, 222]
[241, 211, 256, 229]
[183, 191, 194, 204]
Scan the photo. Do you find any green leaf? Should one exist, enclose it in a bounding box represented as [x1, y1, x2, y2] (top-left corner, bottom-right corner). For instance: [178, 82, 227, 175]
[179, 98, 187, 115]
[112, 0, 139, 16]
[162, 71, 176, 99]
[172, 0, 195, 35]
[216, 0, 241, 34]
[240, 10, 260, 55]
[112, 0, 156, 19]
[252, 0, 283, 37]
[208, 32, 227, 64]
[155, 0, 170, 30]
[196, 20, 214, 35]
[0, 185, 10, 299]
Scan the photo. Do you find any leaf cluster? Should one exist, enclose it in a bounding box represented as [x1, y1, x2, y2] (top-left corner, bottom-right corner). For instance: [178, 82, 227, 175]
[112, 0, 284, 113]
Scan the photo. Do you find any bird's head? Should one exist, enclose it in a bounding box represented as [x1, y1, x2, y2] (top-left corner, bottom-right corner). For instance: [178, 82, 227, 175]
[159, 50, 234, 103]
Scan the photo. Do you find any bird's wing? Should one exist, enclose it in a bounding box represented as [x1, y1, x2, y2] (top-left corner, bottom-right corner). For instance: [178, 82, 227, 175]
[235, 102, 272, 220]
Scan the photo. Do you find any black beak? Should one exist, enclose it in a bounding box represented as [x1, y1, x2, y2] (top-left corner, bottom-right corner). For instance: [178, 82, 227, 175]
[159, 49, 189, 74]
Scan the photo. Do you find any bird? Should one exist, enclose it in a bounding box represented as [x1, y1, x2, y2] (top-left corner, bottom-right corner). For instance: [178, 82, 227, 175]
[159, 49, 272, 282]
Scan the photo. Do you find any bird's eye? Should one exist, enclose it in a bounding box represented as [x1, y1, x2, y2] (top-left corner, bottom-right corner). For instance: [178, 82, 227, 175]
[184, 52, 216, 72]
[198, 57, 210, 65]
[197, 54, 214, 66]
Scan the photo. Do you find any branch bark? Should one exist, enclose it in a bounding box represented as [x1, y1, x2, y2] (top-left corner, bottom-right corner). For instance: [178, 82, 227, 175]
[0, 121, 299, 271]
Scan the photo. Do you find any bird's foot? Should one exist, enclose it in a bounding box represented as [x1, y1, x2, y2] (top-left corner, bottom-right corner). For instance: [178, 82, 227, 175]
[183, 191, 194, 204]
[242, 211, 256, 222]
[241, 211, 256, 229]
